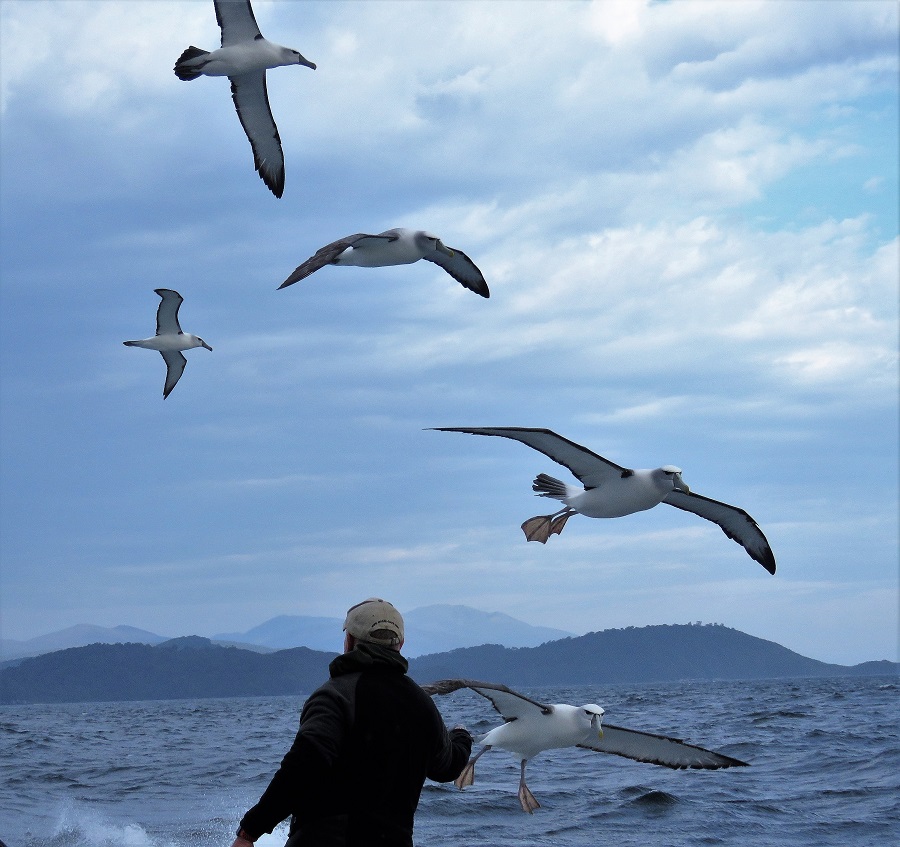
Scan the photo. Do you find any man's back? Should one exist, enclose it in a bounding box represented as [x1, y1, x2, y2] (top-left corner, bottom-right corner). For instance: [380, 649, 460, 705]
[238, 642, 471, 847]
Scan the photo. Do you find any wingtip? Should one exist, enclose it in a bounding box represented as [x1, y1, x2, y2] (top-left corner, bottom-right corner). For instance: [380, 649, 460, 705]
[278, 274, 300, 289]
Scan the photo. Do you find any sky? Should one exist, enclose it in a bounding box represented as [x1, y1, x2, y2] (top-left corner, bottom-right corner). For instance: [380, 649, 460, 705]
[0, 0, 897, 667]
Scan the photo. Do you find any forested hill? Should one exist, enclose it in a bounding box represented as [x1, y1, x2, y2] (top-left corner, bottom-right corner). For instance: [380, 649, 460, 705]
[1, 625, 895, 704]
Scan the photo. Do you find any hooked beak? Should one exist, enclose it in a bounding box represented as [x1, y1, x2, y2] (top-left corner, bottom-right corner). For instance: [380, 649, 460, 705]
[436, 239, 455, 258]
[298, 54, 316, 70]
[674, 472, 689, 494]
[202, 341, 213, 351]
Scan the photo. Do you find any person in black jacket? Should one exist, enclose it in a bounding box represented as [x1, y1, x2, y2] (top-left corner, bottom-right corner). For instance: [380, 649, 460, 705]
[230, 598, 472, 847]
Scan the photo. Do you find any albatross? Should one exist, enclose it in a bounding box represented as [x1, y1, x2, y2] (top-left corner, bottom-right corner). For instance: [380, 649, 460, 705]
[432, 426, 776, 573]
[278, 228, 490, 297]
[174, 0, 316, 198]
[123, 289, 212, 398]
[422, 679, 747, 813]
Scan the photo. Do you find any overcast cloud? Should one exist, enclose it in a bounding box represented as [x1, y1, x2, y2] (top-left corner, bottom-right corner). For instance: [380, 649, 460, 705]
[1, 0, 896, 665]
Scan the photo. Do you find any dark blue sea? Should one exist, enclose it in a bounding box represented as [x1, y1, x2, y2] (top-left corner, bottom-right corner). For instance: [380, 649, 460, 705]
[2, 677, 897, 847]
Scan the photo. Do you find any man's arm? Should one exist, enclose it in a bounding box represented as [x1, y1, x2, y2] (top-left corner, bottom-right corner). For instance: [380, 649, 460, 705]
[234, 683, 353, 841]
[427, 720, 473, 784]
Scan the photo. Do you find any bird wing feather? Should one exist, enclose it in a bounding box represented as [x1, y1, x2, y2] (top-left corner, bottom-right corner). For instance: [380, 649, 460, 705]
[160, 351, 188, 399]
[431, 427, 631, 488]
[578, 723, 748, 770]
[230, 72, 284, 198]
[663, 490, 776, 574]
[423, 248, 490, 297]
[421, 679, 551, 721]
[154, 289, 184, 336]
[278, 234, 383, 288]
[215, 0, 261, 47]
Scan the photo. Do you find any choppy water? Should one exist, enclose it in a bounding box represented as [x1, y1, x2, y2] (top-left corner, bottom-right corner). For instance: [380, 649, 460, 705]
[2, 676, 898, 847]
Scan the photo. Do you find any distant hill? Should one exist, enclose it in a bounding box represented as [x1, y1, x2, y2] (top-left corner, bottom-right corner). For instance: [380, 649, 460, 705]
[212, 604, 574, 656]
[0, 637, 335, 704]
[3, 605, 574, 662]
[402, 605, 573, 655]
[1, 624, 895, 704]
[0, 624, 170, 662]
[408, 623, 899, 685]
[0, 624, 276, 663]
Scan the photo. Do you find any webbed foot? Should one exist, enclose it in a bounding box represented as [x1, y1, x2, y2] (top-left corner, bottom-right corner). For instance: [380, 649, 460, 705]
[521, 515, 553, 543]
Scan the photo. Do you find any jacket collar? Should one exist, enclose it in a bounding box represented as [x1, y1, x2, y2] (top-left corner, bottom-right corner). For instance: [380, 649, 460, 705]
[329, 640, 409, 678]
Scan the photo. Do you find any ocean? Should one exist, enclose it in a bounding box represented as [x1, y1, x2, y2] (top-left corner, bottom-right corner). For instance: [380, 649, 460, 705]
[2, 676, 897, 847]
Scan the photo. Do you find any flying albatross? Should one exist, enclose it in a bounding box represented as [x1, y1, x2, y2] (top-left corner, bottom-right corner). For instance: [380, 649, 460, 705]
[422, 679, 747, 813]
[123, 289, 212, 398]
[174, 0, 316, 198]
[278, 228, 490, 297]
[431, 426, 776, 573]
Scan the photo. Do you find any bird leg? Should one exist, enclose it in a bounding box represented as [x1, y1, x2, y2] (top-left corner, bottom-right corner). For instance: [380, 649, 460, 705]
[455, 745, 490, 790]
[517, 759, 541, 813]
[521, 508, 575, 543]
[549, 510, 574, 536]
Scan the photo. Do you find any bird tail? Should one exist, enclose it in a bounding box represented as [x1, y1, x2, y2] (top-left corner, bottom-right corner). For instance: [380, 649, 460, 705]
[174, 47, 210, 80]
[532, 473, 570, 502]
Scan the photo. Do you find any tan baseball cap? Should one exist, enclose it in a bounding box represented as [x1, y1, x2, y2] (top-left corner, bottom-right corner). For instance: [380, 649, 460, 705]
[343, 598, 404, 647]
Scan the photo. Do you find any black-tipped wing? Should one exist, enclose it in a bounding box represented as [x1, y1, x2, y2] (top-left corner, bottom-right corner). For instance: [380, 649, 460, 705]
[421, 679, 551, 721]
[154, 288, 184, 335]
[230, 72, 284, 198]
[424, 247, 490, 297]
[579, 723, 748, 770]
[431, 427, 631, 489]
[279, 233, 389, 288]
[160, 351, 187, 399]
[663, 490, 776, 574]
[215, 0, 261, 47]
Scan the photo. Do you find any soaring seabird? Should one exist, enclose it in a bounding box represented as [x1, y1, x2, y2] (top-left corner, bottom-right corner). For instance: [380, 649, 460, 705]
[432, 426, 776, 573]
[174, 0, 316, 198]
[123, 289, 212, 398]
[278, 228, 490, 297]
[423, 679, 747, 813]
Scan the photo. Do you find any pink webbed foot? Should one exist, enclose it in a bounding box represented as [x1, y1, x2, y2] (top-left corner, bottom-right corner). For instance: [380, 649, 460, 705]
[521, 515, 553, 543]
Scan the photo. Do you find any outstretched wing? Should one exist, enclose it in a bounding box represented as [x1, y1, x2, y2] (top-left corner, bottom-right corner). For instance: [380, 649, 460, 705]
[579, 723, 748, 770]
[279, 233, 384, 288]
[230, 72, 284, 198]
[423, 247, 490, 298]
[154, 288, 184, 336]
[160, 351, 188, 399]
[431, 427, 631, 489]
[215, 0, 261, 47]
[421, 679, 551, 721]
[664, 490, 776, 574]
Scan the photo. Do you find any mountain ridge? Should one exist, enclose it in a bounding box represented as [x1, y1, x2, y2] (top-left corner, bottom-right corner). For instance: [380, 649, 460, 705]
[1, 623, 895, 705]
[1, 604, 575, 661]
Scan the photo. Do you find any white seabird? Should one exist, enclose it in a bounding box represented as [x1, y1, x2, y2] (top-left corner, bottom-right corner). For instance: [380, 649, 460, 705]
[432, 426, 776, 574]
[423, 679, 747, 813]
[278, 228, 490, 297]
[123, 289, 212, 399]
[174, 0, 316, 198]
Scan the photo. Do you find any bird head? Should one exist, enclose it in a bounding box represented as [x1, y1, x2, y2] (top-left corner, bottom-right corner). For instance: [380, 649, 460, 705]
[661, 465, 689, 494]
[582, 704, 605, 739]
[292, 50, 317, 70]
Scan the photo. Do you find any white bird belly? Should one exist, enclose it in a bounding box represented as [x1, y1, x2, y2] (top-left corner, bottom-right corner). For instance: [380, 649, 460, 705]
[200, 43, 283, 76]
[481, 714, 592, 760]
[335, 243, 422, 268]
[127, 336, 198, 352]
[568, 479, 667, 518]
